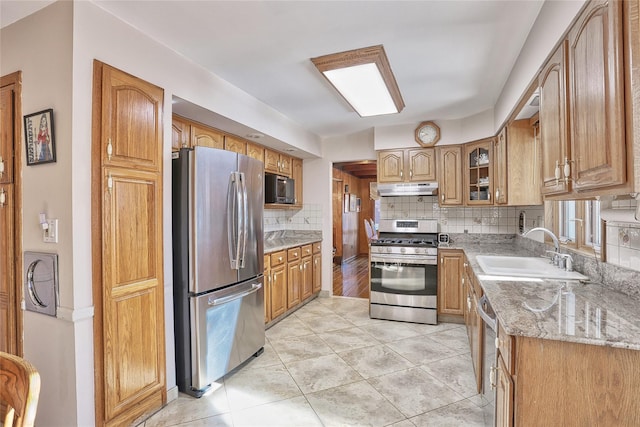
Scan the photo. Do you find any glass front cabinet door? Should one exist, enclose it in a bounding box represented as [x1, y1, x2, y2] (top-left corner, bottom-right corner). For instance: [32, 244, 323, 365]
[465, 138, 494, 205]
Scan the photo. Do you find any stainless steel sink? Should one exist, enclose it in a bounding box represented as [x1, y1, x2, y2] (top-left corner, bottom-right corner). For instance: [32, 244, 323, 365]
[476, 255, 588, 281]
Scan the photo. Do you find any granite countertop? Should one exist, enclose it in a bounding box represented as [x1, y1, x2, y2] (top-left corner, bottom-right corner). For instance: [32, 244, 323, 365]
[264, 230, 322, 253]
[457, 242, 640, 351]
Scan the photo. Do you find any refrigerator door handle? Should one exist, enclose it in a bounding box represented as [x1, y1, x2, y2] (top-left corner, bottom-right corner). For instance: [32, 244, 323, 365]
[227, 172, 242, 270]
[239, 172, 249, 268]
[208, 282, 262, 306]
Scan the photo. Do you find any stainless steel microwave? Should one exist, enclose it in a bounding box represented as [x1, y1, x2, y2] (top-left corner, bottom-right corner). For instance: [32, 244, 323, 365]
[265, 173, 295, 204]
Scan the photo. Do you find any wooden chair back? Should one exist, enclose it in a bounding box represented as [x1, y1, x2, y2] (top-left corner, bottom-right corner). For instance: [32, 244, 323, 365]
[0, 351, 41, 427]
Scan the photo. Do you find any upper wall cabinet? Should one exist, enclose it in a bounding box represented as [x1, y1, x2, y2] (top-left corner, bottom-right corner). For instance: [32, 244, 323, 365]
[494, 128, 508, 204]
[567, 0, 625, 191]
[436, 145, 463, 206]
[265, 148, 292, 177]
[172, 115, 191, 152]
[377, 148, 435, 183]
[539, 41, 571, 196]
[191, 124, 224, 150]
[464, 138, 494, 205]
[224, 135, 247, 155]
[507, 119, 542, 206]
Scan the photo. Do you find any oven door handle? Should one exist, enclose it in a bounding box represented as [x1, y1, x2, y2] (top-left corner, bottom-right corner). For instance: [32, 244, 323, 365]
[477, 295, 497, 332]
[370, 256, 437, 265]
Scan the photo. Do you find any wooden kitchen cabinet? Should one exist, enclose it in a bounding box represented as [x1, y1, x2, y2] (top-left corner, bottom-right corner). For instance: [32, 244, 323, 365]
[495, 332, 640, 425]
[292, 157, 303, 208]
[436, 145, 463, 205]
[494, 128, 508, 205]
[265, 148, 292, 177]
[269, 250, 287, 320]
[246, 141, 264, 162]
[191, 123, 224, 150]
[437, 249, 464, 317]
[300, 245, 313, 301]
[224, 135, 247, 155]
[264, 255, 271, 323]
[464, 137, 494, 205]
[93, 61, 165, 426]
[312, 241, 322, 293]
[287, 247, 301, 309]
[506, 119, 542, 206]
[495, 354, 514, 427]
[377, 148, 435, 183]
[172, 115, 191, 152]
[463, 259, 483, 394]
[567, 0, 625, 192]
[538, 41, 571, 196]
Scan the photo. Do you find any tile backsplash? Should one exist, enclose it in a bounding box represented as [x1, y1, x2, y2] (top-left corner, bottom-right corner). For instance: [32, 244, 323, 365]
[605, 198, 640, 272]
[264, 204, 323, 232]
[379, 195, 544, 235]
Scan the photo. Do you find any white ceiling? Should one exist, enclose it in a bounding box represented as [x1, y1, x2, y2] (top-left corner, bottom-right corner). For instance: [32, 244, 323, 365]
[2, 0, 544, 140]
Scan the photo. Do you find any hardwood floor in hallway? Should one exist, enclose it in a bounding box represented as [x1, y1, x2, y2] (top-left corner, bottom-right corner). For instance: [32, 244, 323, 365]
[333, 255, 370, 299]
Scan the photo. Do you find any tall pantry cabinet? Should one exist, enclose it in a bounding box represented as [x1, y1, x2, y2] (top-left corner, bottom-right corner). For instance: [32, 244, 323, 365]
[92, 62, 166, 426]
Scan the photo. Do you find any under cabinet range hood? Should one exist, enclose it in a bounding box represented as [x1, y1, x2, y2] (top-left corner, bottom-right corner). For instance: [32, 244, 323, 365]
[377, 182, 438, 197]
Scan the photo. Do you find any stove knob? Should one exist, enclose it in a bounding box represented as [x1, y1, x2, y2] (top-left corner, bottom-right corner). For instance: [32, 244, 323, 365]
[386, 247, 392, 253]
[400, 247, 406, 254]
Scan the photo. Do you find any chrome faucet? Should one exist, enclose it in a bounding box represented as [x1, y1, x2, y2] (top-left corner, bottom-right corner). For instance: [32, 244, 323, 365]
[522, 227, 561, 264]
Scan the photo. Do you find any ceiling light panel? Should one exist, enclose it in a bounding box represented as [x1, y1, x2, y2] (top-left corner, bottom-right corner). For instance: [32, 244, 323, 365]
[311, 45, 404, 117]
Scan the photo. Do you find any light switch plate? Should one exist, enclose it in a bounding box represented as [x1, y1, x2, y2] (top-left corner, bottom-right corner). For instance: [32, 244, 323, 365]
[43, 219, 58, 243]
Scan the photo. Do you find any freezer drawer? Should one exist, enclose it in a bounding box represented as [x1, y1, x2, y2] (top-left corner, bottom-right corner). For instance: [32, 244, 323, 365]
[190, 277, 265, 394]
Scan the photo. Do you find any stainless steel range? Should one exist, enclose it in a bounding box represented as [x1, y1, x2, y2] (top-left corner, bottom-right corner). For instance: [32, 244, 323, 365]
[369, 219, 438, 324]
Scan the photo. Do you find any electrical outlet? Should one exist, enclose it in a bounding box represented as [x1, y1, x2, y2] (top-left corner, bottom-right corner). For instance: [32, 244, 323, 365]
[43, 219, 58, 243]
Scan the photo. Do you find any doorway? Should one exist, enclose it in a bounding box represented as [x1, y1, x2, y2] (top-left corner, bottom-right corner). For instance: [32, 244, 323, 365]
[0, 71, 23, 355]
[332, 161, 378, 299]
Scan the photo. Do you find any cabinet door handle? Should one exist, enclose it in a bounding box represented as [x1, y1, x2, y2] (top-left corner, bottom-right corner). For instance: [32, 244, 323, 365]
[440, 257, 443, 265]
[106, 138, 113, 160]
[400, 170, 403, 178]
[278, 256, 283, 262]
[490, 366, 498, 390]
[409, 169, 413, 178]
[299, 264, 302, 271]
[0, 188, 6, 207]
[273, 273, 276, 284]
[0, 156, 4, 177]
[441, 194, 445, 202]
[488, 191, 491, 201]
[463, 262, 468, 268]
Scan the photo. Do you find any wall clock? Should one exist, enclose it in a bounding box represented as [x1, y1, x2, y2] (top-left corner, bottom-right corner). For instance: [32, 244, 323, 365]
[415, 121, 440, 147]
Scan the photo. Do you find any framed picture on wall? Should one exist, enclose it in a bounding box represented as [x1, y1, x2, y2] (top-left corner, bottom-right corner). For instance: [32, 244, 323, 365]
[356, 198, 361, 212]
[24, 108, 56, 166]
[349, 194, 357, 212]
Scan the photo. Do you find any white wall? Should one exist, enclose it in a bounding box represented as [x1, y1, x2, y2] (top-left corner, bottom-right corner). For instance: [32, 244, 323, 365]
[374, 109, 495, 150]
[0, 2, 83, 425]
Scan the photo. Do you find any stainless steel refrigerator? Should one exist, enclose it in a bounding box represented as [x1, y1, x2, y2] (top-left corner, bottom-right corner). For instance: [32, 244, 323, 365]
[172, 146, 265, 397]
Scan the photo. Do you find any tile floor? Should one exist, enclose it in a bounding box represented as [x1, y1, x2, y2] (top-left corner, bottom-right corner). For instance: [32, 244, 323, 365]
[142, 296, 491, 427]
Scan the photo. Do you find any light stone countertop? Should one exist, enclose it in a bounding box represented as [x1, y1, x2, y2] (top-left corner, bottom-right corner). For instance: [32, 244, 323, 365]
[264, 230, 322, 253]
[455, 242, 640, 351]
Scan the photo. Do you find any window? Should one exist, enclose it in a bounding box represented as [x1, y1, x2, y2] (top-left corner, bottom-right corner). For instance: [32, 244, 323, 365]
[558, 200, 577, 244]
[551, 199, 601, 255]
[584, 200, 601, 250]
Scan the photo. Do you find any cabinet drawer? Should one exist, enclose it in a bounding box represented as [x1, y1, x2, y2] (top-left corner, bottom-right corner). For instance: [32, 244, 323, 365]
[301, 244, 313, 257]
[270, 250, 286, 268]
[287, 247, 301, 262]
[313, 241, 321, 254]
[497, 322, 514, 375]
